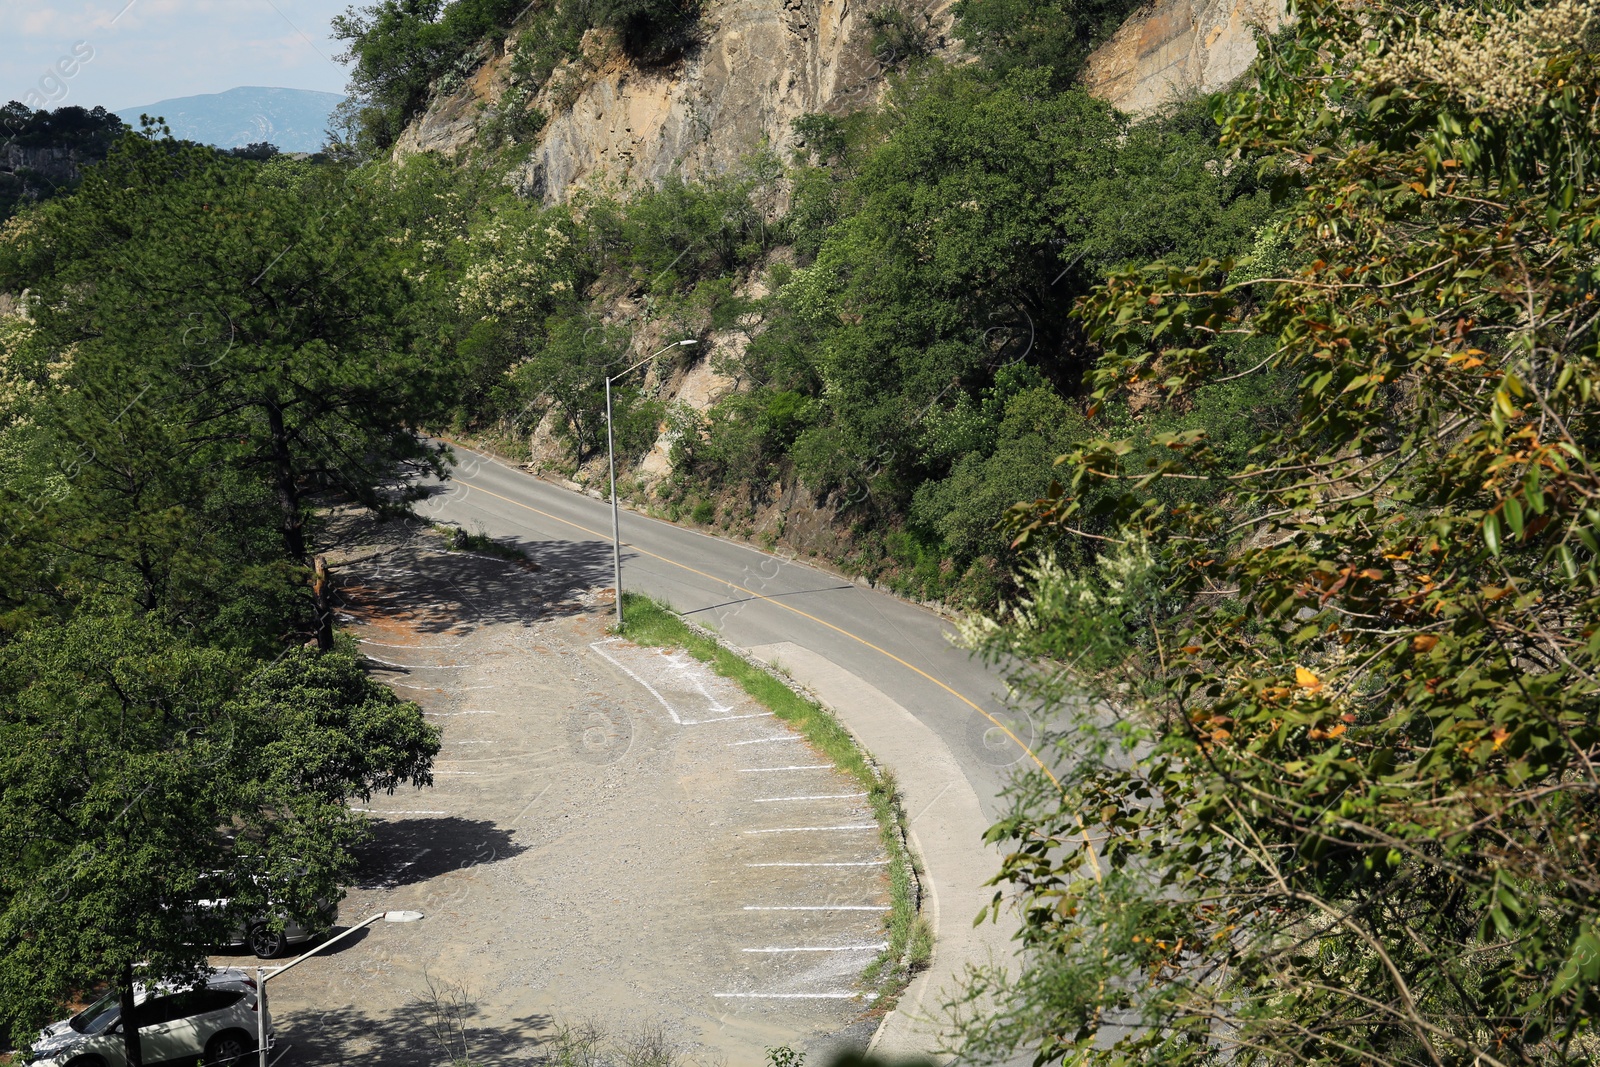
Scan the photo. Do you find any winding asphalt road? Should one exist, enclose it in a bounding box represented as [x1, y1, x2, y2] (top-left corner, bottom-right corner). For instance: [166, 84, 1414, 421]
[413, 443, 1054, 1057]
[418, 445, 1056, 810]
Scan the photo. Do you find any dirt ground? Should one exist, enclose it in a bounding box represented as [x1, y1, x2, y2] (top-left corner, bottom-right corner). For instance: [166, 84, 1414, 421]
[213, 518, 890, 1065]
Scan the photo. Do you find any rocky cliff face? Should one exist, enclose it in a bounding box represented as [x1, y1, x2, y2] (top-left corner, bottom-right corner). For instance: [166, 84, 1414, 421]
[1081, 0, 1286, 115]
[396, 0, 1285, 201]
[396, 0, 911, 203]
[0, 144, 90, 210]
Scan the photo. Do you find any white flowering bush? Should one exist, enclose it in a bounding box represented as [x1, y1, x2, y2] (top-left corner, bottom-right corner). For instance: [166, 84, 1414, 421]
[1360, 0, 1594, 116]
[457, 210, 582, 318]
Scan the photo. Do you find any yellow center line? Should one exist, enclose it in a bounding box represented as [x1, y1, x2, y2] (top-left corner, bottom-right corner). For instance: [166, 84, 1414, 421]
[450, 474, 1062, 788]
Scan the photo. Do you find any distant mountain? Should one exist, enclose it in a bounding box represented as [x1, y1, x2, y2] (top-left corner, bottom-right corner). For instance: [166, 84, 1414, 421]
[116, 86, 344, 153]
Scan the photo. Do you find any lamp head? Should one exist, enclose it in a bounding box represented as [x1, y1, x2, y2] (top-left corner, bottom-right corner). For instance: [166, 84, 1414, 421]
[678, 338, 697, 346]
[383, 910, 424, 923]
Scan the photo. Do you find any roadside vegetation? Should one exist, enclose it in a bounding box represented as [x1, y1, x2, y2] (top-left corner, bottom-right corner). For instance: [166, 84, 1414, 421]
[956, 1, 1600, 1063]
[620, 593, 931, 994]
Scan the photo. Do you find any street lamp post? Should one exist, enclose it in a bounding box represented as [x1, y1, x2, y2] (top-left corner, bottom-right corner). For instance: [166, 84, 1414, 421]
[254, 910, 423, 1067]
[606, 338, 697, 629]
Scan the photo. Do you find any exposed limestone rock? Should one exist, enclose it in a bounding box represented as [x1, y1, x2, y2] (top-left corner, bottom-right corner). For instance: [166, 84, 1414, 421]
[396, 0, 920, 203]
[392, 42, 512, 158]
[638, 354, 739, 477]
[1081, 0, 1286, 115]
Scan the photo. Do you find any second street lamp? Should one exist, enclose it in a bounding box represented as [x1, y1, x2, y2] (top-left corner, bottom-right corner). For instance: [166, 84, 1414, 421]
[255, 909, 423, 1067]
[606, 338, 697, 629]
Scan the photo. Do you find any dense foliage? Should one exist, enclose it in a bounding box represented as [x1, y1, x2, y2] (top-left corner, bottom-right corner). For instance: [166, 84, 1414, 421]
[321, 0, 1285, 605]
[0, 134, 446, 1059]
[660, 74, 1275, 602]
[950, 0, 1148, 88]
[958, 0, 1600, 1062]
[334, 0, 529, 152]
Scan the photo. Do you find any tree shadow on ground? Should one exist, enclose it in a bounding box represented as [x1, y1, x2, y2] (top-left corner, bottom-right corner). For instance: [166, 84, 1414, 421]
[352, 816, 528, 890]
[271, 995, 553, 1066]
[337, 534, 614, 639]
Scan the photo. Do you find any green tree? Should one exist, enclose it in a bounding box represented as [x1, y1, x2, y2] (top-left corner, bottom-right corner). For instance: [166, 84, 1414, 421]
[776, 69, 1267, 516]
[950, 0, 1149, 88]
[332, 0, 528, 154]
[0, 614, 439, 1063]
[959, 1, 1600, 1062]
[0, 102, 127, 221]
[0, 134, 454, 647]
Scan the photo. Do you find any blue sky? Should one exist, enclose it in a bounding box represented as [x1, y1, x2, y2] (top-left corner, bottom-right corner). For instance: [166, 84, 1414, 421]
[2, 0, 356, 112]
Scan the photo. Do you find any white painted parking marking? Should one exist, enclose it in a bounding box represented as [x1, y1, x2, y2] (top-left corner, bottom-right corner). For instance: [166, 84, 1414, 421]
[663, 651, 737, 716]
[743, 905, 890, 911]
[351, 809, 448, 815]
[738, 765, 831, 772]
[726, 736, 801, 746]
[742, 944, 888, 953]
[591, 642, 772, 725]
[713, 992, 876, 1000]
[362, 846, 432, 889]
[589, 642, 682, 724]
[745, 861, 886, 867]
[360, 638, 462, 650]
[754, 793, 868, 802]
[421, 549, 521, 566]
[743, 825, 877, 835]
[364, 656, 469, 669]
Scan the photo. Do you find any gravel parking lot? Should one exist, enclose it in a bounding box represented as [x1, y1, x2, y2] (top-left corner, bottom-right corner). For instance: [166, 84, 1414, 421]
[213, 522, 888, 1065]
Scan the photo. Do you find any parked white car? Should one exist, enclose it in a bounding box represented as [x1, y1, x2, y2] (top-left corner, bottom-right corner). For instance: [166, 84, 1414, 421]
[186, 872, 337, 958]
[27, 968, 269, 1067]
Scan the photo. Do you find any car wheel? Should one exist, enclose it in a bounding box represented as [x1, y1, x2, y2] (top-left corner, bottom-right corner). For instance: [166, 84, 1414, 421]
[64, 1056, 108, 1067]
[206, 1029, 254, 1065]
[248, 922, 286, 958]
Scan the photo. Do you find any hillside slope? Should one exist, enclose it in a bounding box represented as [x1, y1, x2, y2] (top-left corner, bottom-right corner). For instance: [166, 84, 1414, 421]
[393, 0, 1286, 203]
[395, 0, 906, 202]
[1082, 0, 1285, 113]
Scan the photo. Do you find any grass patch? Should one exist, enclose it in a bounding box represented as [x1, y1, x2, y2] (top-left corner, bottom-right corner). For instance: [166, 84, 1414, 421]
[534, 1017, 706, 1066]
[434, 522, 532, 564]
[619, 592, 924, 1003]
